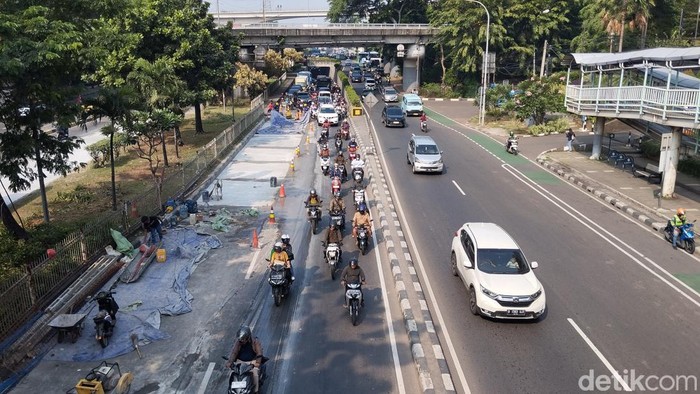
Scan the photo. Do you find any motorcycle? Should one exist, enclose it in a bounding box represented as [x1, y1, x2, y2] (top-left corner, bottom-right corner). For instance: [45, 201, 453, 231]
[329, 209, 345, 230]
[335, 136, 343, 153]
[352, 167, 364, 186]
[338, 163, 347, 182]
[356, 224, 369, 255]
[506, 138, 519, 155]
[321, 126, 329, 140]
[267, 260, 291, 306]
[664, 220, 696, 253]
[331, 176, 342, 196]
[341, 123, 350, 140]
[320, 156, 330, 175]
[345, 282, 363, 326]
[93, 290, 119, 348]
[353, 186, 366, 209]
[222, 357, 268, 394]
[307, 204, 322, 234]
[420, 120, 428, 133]
[348, 145, 358, 160]
[322, 242, 342, 280]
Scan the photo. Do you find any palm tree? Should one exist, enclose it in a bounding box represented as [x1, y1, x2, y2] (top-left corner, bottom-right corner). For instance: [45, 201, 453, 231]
[84, 86, 141, 211]
[598, 0, 655, 52]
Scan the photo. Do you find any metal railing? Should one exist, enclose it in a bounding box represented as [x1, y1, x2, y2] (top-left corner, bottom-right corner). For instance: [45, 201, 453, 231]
[566, 85, 700, 125]
[0, 105, 265, 344]
[237, 22, 434, 29]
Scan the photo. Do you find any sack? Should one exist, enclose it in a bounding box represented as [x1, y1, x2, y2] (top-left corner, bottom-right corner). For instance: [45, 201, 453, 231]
[185, 199, 198, 213]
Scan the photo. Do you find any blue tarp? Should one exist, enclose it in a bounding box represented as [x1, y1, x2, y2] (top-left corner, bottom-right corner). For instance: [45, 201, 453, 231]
[256, 109, 308, 134]
[43, 228, 221, 362]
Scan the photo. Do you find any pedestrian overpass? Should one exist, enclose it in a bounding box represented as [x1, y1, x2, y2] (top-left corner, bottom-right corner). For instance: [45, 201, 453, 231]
[565, 47, 700, 198]
[235, 23, 440, 92]
[210, 10, 329, 25]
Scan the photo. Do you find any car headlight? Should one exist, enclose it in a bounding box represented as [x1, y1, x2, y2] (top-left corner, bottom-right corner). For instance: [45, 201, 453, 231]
[531, 287, 542, 300]
[480, 285, 499, 299]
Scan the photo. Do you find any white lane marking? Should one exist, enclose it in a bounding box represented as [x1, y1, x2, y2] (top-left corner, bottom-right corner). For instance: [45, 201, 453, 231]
[369, 117, 470, 393]
[568, 318, 632, 391]
[427, 108, 700, 304]
[502, 163, 700, 306]
[366, 119, 407, 394]
[246, 249, 261, 279]
[451, 180, 466, 196]
[196, 362, 216, 394]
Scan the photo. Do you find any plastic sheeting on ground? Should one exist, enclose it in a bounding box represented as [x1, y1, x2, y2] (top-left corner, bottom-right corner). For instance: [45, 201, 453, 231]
[110, 229, 136, 258]
[44, 228, 221, 362]
[256, 110, 305, 134]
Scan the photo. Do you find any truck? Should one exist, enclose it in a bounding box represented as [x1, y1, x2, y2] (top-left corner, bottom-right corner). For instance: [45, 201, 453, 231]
[294, 75, 309, 89]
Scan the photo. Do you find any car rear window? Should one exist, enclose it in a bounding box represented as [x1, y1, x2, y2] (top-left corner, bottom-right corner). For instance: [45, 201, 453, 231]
[320, 107, 335, 114]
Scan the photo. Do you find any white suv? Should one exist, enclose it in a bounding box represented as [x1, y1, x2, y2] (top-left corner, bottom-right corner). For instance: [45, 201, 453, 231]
[450, 223, 546, 320]
[317, 104, 339, 126]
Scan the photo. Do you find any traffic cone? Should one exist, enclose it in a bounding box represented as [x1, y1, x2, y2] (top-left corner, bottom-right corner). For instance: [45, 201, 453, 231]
[252, 229, 259, 248]
[269, 206, 275, 224]
[279, 184, 286, 198]
[290, 159, 295, 172]
[295, 146, 300, 157]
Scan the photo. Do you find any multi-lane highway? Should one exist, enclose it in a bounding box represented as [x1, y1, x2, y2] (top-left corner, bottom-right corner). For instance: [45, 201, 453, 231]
[364, 96, 700, 393]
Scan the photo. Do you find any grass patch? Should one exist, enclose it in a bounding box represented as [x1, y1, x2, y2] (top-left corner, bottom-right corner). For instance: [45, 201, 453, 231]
[14, 104, 249, 228]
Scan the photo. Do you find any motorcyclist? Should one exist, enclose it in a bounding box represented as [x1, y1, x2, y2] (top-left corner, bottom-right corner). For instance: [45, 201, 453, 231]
[352, 203, 372, 238]
[322, 118, 330, 131]
[330, 163, 344, 180]
[671, 208, 688, 249]
[340, 259, 366, 308]
[351, 154, 365, 170]
[348, 137, 358, 151]
[280, 234, 293, 260]
[269, 242, 293, 281]
[341, 119, 350, 132]
[506, 131, 518, 151]
[420, 112, 427, 124]
[305, 189, 322, 218]
[334, 152, 347, 179]
[226, 326, 265, 394]
[319, 143, 331, 159]
[330, 192, 346, 213]
[324, 223, 343, 261]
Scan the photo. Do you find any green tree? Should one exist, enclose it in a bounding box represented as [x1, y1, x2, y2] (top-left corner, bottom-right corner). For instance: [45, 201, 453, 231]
[0, 3, 94, 225]
[263, 49, 287, 77]
[233, 63, 269, 98]
[507, 75, 566, 125]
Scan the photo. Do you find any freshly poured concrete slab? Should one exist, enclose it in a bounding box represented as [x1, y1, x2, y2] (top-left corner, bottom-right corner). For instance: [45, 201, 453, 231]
[220, 162, 290, 180]
[202, 180, 277, 207]
[235, 146, 297, 162]
[249, 133, 305, 149]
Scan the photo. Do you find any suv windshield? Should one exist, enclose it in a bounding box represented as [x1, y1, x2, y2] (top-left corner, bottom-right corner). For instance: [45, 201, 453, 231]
[408, 100, 422, 106]
[387, 107, 403, 116]
[416, 144, 439, 154]
[477, 249, 530, 275]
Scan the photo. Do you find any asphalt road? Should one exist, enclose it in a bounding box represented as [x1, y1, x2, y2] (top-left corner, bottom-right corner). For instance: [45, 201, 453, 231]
[365, 97, 700, 393]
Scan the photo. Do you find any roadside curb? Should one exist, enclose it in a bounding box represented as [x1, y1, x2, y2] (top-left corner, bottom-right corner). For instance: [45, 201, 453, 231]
[355, 111, 456, 393]
[536, 151, 667, 231]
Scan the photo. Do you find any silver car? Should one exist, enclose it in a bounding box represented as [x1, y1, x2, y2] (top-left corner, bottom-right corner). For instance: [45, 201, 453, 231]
[407, 134, 444, 174]
[383, 87, 398, 102]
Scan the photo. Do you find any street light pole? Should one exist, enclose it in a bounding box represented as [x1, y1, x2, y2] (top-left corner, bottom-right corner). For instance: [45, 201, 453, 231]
[465, 0, 490, 126]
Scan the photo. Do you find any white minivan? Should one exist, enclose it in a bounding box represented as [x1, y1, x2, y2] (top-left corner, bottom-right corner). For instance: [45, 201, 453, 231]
[401, 93, 424, 116]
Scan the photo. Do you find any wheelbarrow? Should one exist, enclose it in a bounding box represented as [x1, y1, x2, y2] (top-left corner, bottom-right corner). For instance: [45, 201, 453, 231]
[67, 361, 134, 394]
[48, 313, 87, 344]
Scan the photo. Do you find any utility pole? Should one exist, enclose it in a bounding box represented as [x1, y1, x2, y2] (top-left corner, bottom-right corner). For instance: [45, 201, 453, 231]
[539, 40, 548, 78]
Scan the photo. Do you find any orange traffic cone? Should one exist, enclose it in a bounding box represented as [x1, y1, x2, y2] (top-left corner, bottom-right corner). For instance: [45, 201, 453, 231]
[279, 184, 286, 198]
[269, 206, 276, 224]
[252, 229, 259, 248]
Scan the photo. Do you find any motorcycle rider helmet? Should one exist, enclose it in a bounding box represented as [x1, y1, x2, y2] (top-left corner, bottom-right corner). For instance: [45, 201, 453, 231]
[677, 208, 686, 216]
[274, 242, 283, 253]
[349, 258, 358, 268]
[310, 189, 317, 196]
[334, 192, 341, 199]
[509, 131, 515, 138]
[281, 234, 290, 245]
[236, 326, 252, 343]
[359, 203, 367, 213]
[355, 154, 360, 160]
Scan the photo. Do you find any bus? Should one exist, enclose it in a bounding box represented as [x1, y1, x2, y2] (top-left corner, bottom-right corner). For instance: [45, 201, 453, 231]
[358, 51, 370, 64]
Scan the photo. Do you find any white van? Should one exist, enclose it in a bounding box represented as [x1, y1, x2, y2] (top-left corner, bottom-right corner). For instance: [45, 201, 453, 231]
[401, 93, 424, 116]
[294, 75, 309, 89]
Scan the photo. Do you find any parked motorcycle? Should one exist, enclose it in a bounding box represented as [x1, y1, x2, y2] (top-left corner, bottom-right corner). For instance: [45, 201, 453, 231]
[329, 209, 345, 230]
[322, 242, 342, 280]
[267, 260, 291, 306]
[664, 220, 696, 253]
[92, 290, 119, 348]
[345, 282, 363, 326]
[356, 224, 369, 255]
[307, 204, 322, 234]
[222, 357, 268, 394]
[320, 156, 330, 175]
[506, 138, 519, 155]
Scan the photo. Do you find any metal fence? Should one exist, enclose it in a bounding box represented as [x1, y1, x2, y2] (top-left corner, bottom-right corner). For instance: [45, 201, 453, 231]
[0, 105, 264, 344]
